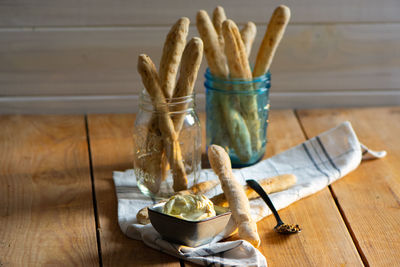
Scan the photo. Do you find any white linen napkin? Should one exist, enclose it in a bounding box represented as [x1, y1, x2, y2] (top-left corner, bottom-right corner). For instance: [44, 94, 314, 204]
[113, 121, 386, 267]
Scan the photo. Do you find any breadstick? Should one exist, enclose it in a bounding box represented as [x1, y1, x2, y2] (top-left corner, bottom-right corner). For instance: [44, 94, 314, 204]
[211, 174, 296, 207]
[253, 5, 291, 77]
[212, 6, 227, 49]
[160, 37, 203, 178]
[160, 152, 169, 181]
[188, 179, 220, 195]
[172, 37, 203, 133]
[208, 144, 260, 247]
[136, 203, 155, 225]
[240, 21, 257, 57]
[222, 19, 252, 80]
[197, 10, 251, 162]
[136, 179, 220, 225]
[196, 10, 228, 78]
[159, 17, 190, 99]
[221, 105, 252, 162]
[222, 19, 261, 152]
[137, 54, 188, 191]
[158, 17, 190, 180]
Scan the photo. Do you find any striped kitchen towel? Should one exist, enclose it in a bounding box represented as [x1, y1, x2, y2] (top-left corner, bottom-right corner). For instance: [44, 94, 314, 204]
[113, 121, 386, 267]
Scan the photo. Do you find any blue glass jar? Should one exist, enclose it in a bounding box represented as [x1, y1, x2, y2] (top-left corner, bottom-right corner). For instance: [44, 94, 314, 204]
[204, 69, 271, 167]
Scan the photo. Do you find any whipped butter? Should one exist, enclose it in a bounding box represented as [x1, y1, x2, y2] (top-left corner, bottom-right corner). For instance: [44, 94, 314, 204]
[162, 194, 216, 221]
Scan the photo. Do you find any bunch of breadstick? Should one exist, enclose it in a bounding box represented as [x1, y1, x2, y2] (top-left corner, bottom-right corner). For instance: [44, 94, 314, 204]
[136, 17, 204, 194]
[196, 5, 291, 163]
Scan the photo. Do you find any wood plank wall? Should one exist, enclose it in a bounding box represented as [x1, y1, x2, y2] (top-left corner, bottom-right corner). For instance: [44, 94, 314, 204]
[1, 0, 400, 114]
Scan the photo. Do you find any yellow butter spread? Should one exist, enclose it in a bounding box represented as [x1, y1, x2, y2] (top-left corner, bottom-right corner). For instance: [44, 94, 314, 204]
[162, 194, 216, 221]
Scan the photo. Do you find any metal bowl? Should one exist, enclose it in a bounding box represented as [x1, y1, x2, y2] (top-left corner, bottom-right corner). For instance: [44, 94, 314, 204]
[148, 202, 231, 247]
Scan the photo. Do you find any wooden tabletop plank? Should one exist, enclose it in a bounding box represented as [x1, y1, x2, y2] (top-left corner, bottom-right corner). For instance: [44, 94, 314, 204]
[217, 110, 363, 266]
[0, 115, 99, 266]
[296, 107, 400, 266]
[86, 114, 180, 266]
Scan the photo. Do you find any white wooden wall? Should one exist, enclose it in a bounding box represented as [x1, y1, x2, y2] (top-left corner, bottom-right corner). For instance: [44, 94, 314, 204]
[1, 0, 400, 114]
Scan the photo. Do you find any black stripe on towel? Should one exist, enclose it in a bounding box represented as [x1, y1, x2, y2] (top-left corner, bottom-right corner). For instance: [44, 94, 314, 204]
[316, 136, 342, 177]
[218, 251, 225, 267]
[302, 143, 330, 179]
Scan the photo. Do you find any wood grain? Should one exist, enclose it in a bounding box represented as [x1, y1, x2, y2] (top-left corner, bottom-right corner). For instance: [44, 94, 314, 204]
[86, 114, 180, 266]
[0, 115, 98, 266]
[1, 24, 400, 97]
[1, 91, 400, 115]
[297, 106, 400, 266]
[2, 109, 396, 266]
[1, 0, 399, 27]
[206, 110, 363, 266]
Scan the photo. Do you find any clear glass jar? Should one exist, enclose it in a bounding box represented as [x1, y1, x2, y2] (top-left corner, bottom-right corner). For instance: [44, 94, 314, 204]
[204, 69, 271, 167]
[133, 90, 201, 198]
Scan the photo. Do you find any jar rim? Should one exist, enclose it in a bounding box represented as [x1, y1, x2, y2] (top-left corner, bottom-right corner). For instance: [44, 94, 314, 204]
[204, 69, 270, 94]
[140, 90, 195, 104]
[139, 90, 196, 114]
[204, 68, 270, 84]
[204, 68, 270, 94]
[204, 84, 269, 95]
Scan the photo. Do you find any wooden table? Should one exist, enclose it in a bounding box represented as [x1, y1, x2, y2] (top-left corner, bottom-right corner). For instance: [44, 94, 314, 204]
[1, 107, 399, 266]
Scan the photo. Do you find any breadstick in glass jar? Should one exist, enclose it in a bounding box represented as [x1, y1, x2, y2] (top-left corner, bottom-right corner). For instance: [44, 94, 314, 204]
[137, 54, 188, 191]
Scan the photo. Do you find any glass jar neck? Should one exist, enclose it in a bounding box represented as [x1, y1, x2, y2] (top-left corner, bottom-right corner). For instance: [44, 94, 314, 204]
[204, 68, 271, 94]
[139, 90, 195, 114]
